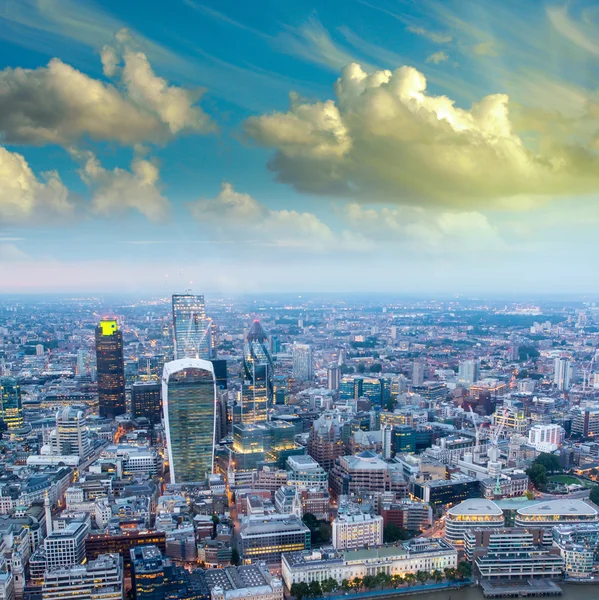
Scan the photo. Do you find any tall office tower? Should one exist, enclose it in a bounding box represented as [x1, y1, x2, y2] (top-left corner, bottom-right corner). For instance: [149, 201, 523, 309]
[44, 521, 89, 571]
[215, 391, 229, 442]
[242, 321, 273, 423]
[554, 357, 572, 391]
[458, 359, 480, 384]
[327, 366, 340, 391]
[172, 294, 212, 360]
[131, 381, 162, 424]
[52, 407, 91, 458]
[381, 424, 393, 460]
[412, 361, 425, 386]
[0, 377, 23, 429]
[162, 359, 217, 483]
[293, 343, 313, 382]
[95, 319, 126, 419]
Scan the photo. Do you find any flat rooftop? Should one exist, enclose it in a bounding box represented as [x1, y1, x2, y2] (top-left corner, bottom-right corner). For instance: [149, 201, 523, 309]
[517, 499, 598, 517]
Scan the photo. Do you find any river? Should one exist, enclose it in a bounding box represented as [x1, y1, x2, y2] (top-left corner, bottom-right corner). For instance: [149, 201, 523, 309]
[397, 584, 598, 600]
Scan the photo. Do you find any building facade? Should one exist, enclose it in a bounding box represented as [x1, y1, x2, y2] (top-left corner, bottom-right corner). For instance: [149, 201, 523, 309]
[0, 377, 23, 430]
[162, 359, 217, 483]
[172, 293, 212, 360]
[95, 319, 126, 419]
[332, 513, 383, 550]
[131, 381, 162, 424]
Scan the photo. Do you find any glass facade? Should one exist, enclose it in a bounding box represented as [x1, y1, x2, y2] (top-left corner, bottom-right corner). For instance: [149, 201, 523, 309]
[163, 360, 216, 483]
[131, 381, 162, 424]
[95, 319, 126, 419]
[0, 377, 23, 429]
[172, 294, 211, 360]
[242, 321, 273, 421]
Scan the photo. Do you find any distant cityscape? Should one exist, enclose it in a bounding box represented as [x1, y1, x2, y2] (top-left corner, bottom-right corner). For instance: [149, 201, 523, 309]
[1, 294, 599, 600]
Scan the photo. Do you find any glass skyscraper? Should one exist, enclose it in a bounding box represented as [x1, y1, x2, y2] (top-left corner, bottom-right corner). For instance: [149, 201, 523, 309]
[162, 358, 217, 483]
[0, 377, 23, 430]
[241, 320, 273, 423]
[95, 319, 126, 419]
[171, 294, 212, 360]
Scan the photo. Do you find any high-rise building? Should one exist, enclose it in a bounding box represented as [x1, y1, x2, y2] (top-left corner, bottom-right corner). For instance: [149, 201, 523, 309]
[0, 377, 23, 429]
[458, 360, 480, 384]
[131, 381, 162, 424]
[42, 553, 123, 600]
[162, 358, 217, 483]
[554, 356, 572, 391]
[52, 407, 91, 458]
[292, 343, 313, 381]
[241, 321, 273, 423]
[327, 366, 340, 391]
[172, 294, 212, 360]
[95, 319, 126, 419]
[412, 361, 424, 386]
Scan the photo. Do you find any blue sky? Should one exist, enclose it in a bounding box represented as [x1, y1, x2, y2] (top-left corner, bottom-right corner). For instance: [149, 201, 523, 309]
[2, 0, 599, 294]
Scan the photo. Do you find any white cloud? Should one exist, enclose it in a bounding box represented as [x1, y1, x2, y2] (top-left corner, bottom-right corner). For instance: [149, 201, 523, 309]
[188, 182, 340, 250]
[78, 152, 169, 221]
[245, 61, 599, 206]
[406, 25, 452, 44]
[0, 146, 73, 223]
[426, 51, 449, 64]
[0, 29, 214, 146]
[547, 5, 599, 55]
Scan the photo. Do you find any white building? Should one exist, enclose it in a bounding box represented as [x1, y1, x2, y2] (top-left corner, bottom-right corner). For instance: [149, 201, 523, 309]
[44, 521, 89, 571]
[458, 360, 479, 384]
[554, 356, 572, 391]
[381, 425, 392, 460]
[286, 456, 328, 491]
[206, 564, 283, 600]
[528, 424, 565, 452]
[51, 407, 91, 459]
[292, 344, 313, 382]
[42, 553, 123, 600]
[332, 512, 383, 550]
[282, 538, 457, 588]
[445, 499, 504, 545]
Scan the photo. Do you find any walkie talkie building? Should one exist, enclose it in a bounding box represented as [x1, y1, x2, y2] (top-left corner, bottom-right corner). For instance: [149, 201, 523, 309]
[162, 358, 216, 483]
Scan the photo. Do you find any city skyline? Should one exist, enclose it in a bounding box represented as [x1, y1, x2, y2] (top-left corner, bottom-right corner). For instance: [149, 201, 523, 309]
[2, 0, 599, 293]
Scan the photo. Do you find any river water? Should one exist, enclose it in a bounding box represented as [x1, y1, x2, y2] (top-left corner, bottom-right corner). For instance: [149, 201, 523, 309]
[399, 584, 598, 600]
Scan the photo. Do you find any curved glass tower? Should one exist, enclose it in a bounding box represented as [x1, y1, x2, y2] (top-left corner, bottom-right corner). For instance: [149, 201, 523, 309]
[162, 359, 216, 483]
[241, 321, 273, 424]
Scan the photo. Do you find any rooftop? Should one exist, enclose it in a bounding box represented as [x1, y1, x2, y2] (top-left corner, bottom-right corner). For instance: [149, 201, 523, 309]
[517, 499, 598, 517]
[448, 498, 503, 517]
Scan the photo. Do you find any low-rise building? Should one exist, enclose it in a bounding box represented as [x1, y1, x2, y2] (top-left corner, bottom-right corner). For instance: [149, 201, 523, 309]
[332, 512, 383, 550]
[205, 564, 283, 600]
[466, 528, 563, 580]
[239, 514, 311, 565]
[445, 499, 504, 545]
[282, 538, 457, 588]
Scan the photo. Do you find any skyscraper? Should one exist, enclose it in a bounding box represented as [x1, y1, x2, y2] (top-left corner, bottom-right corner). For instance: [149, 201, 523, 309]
[95, 319, 126, 419]
[554, 357, 572, 391]
[458, 359, 480, 384]
[412, 361, 425, 386]
[293, 343, 313, 381]
[131, 381, 162, 424]
[241, 321, 273, 424]
[53, 407, 91, 458]
[0, 377, 23, 429]
[327, 366, 340, 391]
[172, 294, 212, 360]
[162, 358, 217, 483]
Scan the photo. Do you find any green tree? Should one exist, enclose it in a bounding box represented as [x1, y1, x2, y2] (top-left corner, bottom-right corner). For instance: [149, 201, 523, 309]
[444, 568, 457, 581]
[416, 570, 429, 584]
[383, 523, 412, 543]
[211, 514, 220, 524]
[457, 561, 472, 580]
[230, 548, 240, 566]
[308, 581, 322, 598]
[318, 522, 332, 544]
[404, 573, 416, 587]
[432, 570, 443, 583]
[291, 582, 310, 600]
[524, 489, 535, 500]
[534, 453, 561, 473]
[391, 574, 403, 588]
[590, 486, 599, 505]
[526, 463, 548, 488]
[357, 363, 366, 374]
[369, 363, 382, 373]
[352, 577, 362, 591]
[362, 575, 376, 590]
[321, 578, 338, 594]
[341, 580, 351, 593]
